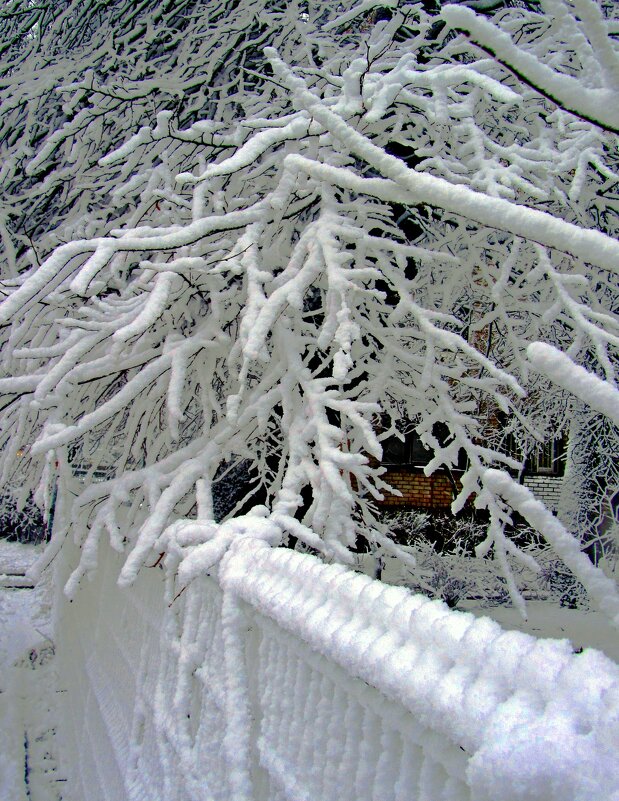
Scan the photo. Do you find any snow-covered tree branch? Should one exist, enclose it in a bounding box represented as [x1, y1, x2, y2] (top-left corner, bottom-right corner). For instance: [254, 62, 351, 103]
[0, 0, 618, 624]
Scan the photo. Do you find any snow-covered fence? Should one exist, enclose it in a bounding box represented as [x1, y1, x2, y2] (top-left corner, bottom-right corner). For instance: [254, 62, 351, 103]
[53, 537, 619, 801]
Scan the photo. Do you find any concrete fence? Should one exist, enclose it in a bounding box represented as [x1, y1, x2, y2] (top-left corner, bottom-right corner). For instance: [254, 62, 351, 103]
[53, 536, 619, 801]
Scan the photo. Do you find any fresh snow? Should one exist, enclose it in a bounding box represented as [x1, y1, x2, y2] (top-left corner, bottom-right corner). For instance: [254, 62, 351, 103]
[0, 541, 63, 801]
[527, 342, 619, 427]
[51, 534, 619, 801]
[0, 0, 617, 629]
[0, 0, 618, 798]
[441, 4, 619, 133]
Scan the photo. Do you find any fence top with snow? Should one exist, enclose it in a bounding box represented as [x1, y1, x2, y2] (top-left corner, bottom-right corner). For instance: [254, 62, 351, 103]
[213, 537, 619, 801]
[50, 522, 619, 801]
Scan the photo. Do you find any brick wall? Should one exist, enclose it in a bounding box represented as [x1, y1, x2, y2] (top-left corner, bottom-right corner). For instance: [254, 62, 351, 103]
[523, 475, 563, 513]
[378, 469, 564, 513]
[378, 469, 458, 510]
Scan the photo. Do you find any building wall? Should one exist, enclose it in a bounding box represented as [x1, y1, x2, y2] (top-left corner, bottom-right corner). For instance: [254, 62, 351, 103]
[379, 469, 564, 513]
[523, 475, 563, 513]
[378, 469, 458, 510]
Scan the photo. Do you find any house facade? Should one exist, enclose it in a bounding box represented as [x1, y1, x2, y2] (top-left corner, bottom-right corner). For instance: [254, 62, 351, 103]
[377, 430, 565, 513]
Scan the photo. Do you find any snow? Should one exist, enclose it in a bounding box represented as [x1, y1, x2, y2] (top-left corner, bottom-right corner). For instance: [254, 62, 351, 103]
[1, 0, 617, 622]
[527, 342, 619, 427]
[464, 601, 619, 663]
[0, 541, 63, 801]
[267, 51, 619, 273]
[483, 468, 619, 628]
[0, 542, 45, 664]
[5, 532, 619, 801]
[49, 534, 619, 801]
[222, 539, 619, 800]
[440, 4, 619, 133]
[1, 0, 619, 796]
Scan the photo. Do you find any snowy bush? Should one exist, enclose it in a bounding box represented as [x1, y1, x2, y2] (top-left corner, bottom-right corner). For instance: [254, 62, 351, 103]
[383, 508, 590, 610]
[0, 0, 617, 624]
[0, 492, 46, 544]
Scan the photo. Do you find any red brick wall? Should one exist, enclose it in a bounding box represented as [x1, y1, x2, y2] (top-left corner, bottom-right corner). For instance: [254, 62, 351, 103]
[378, 469, 458, 510]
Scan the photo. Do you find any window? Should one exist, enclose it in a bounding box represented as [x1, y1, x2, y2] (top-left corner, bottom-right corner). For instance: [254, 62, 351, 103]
[381, 431, 432, 467]
[503, 432, 566, 476]
[530, 438, 566, 476]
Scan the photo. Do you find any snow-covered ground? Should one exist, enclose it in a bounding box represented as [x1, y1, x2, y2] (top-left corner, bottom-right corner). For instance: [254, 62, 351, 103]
[0, 541, 65, 801]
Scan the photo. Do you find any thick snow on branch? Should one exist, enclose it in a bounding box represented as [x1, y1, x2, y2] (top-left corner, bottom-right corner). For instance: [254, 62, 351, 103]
[527, 343, 619, 427]
[0, 0, 617, 622]
[483, 468, 619, 628]
[442, 4, 619, 133]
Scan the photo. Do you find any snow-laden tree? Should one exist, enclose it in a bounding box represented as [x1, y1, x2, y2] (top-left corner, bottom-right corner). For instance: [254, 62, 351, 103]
[0, 0, 319, 274]
[1, 0, 618, 624]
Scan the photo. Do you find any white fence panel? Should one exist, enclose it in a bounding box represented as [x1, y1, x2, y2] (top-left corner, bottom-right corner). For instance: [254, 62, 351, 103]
[53, 537, 619, 801]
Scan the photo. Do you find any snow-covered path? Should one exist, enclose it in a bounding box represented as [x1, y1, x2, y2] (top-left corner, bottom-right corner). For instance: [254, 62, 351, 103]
[0, 541, 65, 801]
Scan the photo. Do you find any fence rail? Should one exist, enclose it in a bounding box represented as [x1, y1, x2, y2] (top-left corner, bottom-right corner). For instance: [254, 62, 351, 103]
[54, 536, 619, 801]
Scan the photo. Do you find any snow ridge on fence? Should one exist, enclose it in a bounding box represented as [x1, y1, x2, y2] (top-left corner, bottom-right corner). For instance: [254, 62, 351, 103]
[54, 537, 619, 801]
